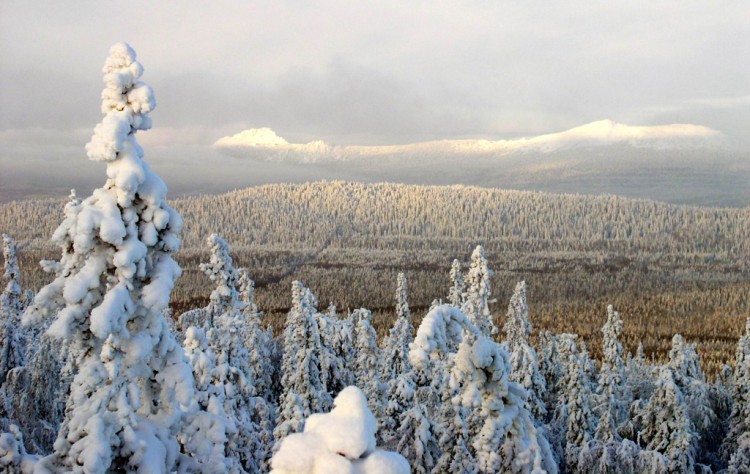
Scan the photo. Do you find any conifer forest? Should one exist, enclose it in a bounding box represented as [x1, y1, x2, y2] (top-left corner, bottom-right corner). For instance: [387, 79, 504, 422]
[0, 43, 749, 474]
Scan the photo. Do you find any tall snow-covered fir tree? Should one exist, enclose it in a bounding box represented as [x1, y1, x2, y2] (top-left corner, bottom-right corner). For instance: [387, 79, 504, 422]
[636, 366, 697, 473]
[462, 245, 497, 336]
[447, 258, 465, 308]
[352, 308, 385, 422]
[0, 234, 25, 386]
[8, 333, 65, 455]
[381, 273, 416, 443]
[562, 352, 596, 471]
[411, 304, 557, 474]
[316, 304, 355, 400]
[503, 281, 547, 423]
[432, 359, 476, 474]
[594, 305, 630, 443]
[276, 281, 331, 443]
[666, 333, 716, 466]
[20, 43, 195, 473]
[181, 326, 235, 473]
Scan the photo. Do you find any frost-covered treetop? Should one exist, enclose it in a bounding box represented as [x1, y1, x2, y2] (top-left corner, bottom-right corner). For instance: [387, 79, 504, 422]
[84, 42, 166, 210]
[409, 304, 475, 370]
[503, 281, 531, 351]
[200, 233, 240, 315]
[86, 42, 154, 162]
[2, 234, 21, 311]
[2, 234, 19, 283]
[395, 272, 410, 322]
[271, 386, 410, 474]
[601, 304, 624, 366]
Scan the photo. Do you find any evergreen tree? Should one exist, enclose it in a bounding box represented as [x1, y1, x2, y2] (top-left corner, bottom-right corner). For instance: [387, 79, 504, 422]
[181, 327, 235, 473]
[462, 245, 497, 336]
[0, 234, 25, 386]
[237, 269, 275, 402]
[381, 273, 416, 443]
[411, 304, 557, 474]
[728, 434, 750, 474]
[447, 258, 465, 308]
[563, 352, 596, 471]
[277, 281, 331, 438]
[316, 304, 355, 399]
[23, 43, 195, 473]
[594, 305, 630, 443]
[432, 361, 475, 474]
[209, 303, 260, 472]
[636, 366, 697, 473]
[15, 334, 65, 454]
[200, 233, 241, 326]
[353, 308, 385, 422]
[503, 281, 547, 423]
[537, 330, 560, 423]
[396, 397, 440, 474]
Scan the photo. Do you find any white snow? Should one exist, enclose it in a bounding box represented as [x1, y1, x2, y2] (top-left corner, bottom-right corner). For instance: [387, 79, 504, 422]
[271, 386, 409, 474]
[214, 120, 726, 163]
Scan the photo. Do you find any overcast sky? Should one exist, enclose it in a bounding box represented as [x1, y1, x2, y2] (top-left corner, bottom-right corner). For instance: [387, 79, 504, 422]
[1, 1, 749, 198]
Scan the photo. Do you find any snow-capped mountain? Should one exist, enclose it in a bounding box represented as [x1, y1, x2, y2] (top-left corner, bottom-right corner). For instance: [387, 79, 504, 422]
[214, 120, 726, 163]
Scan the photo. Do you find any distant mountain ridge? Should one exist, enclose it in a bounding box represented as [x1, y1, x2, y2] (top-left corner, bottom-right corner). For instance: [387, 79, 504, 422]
[214, 120, 727, 163]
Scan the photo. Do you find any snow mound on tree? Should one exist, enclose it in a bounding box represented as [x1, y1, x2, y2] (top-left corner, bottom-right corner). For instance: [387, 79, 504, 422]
[271, 386, 409, 474]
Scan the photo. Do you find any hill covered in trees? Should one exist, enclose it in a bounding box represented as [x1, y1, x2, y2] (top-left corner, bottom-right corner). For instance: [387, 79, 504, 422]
[2, 181, 748, 371]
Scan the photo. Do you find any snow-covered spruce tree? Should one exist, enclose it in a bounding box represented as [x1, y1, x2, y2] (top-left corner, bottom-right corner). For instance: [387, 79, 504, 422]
[271, 386, 410, 474]
[503, 281, 547, 423]
[636, 366, 697, 473]
[547, 333, 581, 461]
[723, 314, 750, 463]
[352, 308, 385, 422]
[18, 43, 195, 473]
[209, 298, 262, 471]
[395, 272, 411, 324]
[462, 245, 497, 336]
[200, 233, 241, 325]
[316, 304, 355, 400]
[562, 352, 596, 471]
[276, 281, 331, 442]
[395, 390, 440, 474]
[381, 274, 416, 443]
[236, 269, 276, 469]
[594, 305, 630, 444]
[666, 334, 716, 464]
[178, 233, 240, 332]
[0, 234, 25, 386]
[11, 333, 65, 455]
[625, 342, 656, 405]
[181, 327, 234, 473]
[537, 331, 560, 423]
[448, 258, 465, 308]
[432, 360, 476, 474]
[411, 304, 557, 474]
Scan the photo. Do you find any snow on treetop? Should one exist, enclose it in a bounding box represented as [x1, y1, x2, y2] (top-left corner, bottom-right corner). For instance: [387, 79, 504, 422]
[271, 386, 409, 474]
[86, 41, 155, 163]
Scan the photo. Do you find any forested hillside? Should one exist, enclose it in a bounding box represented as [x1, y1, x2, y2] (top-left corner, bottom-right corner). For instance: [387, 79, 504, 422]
[2, 181, 748, 372]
